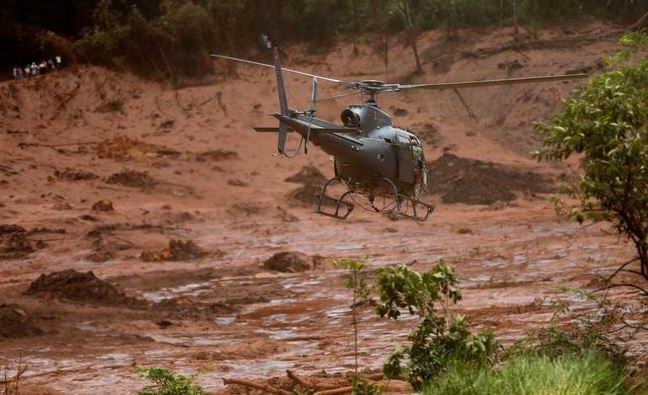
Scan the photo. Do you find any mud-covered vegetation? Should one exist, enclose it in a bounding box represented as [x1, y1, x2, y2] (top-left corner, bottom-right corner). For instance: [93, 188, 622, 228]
[3, 0, 648, 79]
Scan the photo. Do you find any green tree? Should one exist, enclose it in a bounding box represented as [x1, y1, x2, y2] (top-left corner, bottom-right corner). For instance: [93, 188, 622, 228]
[535, 33, 648, 285]
[376, 262, 499, 389]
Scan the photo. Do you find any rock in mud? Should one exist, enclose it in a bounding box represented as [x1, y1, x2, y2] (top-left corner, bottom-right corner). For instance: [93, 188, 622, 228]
[106, 170, 157, 190]
[0, 304, 44, 338]
[195, 149, 238, 162]
[25, 270, 142, 306]
[91, 199, 114, 212]
[288, 184, 320, 206]
[95, 136, 177, 160]
[263, 251, 333, 273]
[84, 249, 115, 263]
[426, 153, 553, 205]
[0, 224, 26, 235]
[53, 168, 98, 181]
[0, 226, 34, 259]
[275, 206, 299, 222]
[227, 178, 249, 187]
[140, 239, 208, 262]
[285, 166, 326, 185]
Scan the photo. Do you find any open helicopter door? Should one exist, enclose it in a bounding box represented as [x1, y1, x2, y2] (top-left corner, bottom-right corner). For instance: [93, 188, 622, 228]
[396, 137, 415, 184]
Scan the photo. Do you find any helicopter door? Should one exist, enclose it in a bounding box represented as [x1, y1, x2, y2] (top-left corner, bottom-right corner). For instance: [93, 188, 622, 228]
[397, 139, 415, 184]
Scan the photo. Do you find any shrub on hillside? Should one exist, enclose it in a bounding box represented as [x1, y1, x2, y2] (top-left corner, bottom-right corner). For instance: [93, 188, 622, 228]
[74, 2, 215, 80]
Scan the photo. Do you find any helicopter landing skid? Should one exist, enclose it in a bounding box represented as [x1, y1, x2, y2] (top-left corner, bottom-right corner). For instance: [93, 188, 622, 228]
[393, 194, 435, 221]
[373, 178, 434, 221]
[316, 177, 355, 220]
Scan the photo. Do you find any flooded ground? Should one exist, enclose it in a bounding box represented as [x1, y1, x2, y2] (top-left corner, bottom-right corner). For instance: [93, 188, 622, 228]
[0, 21, 645, 394]
[1, 202, 645, 394]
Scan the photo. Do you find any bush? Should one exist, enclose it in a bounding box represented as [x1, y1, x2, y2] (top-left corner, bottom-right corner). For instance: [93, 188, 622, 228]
[535, 32, 648, 280]
[376, 262, 499, 389]
[74, 2, 215, 81]
[423, 352, 639, 395]
[136, 367, 206, 395]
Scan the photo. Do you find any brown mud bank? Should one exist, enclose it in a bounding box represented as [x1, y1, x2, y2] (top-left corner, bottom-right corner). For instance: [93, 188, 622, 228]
[0, 21, 644, 394]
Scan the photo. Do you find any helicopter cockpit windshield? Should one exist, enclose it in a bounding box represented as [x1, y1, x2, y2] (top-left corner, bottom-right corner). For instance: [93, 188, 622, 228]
[341, 105, 392, 134]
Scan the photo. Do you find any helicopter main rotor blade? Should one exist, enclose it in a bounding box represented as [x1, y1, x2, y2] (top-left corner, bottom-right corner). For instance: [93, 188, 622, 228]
[210, 54, 353, 86]
[397, 73, 588, 91]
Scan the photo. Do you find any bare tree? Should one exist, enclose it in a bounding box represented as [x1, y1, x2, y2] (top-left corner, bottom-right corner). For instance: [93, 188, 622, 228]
[628, 10, 648, 31]
[400, 0, 422, 74]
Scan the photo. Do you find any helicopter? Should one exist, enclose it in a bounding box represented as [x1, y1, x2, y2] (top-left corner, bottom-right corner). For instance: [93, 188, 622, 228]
[211, 35, 587, 221]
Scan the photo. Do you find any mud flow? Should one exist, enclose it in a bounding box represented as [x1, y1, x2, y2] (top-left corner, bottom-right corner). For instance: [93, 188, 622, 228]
[0, 22, 645, 394]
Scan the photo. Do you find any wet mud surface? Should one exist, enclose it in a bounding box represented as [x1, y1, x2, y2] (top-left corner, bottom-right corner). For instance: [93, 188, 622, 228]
[0, 22, 645, 394]
[0, 205, 644, 394]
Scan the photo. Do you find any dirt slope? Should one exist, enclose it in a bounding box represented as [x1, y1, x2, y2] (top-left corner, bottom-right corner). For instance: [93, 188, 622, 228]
[1, 22, 645, 394]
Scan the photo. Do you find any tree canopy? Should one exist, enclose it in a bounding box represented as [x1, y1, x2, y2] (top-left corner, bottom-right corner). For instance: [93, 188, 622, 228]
[3, 0, 648, 78]
[535, 33, 648, 282]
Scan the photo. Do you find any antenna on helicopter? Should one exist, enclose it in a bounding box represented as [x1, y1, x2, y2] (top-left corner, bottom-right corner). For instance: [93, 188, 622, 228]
[309, 78, 319, 114]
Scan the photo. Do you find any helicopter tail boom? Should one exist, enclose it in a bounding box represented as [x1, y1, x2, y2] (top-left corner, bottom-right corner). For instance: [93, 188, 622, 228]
[265, 38, 290, 154]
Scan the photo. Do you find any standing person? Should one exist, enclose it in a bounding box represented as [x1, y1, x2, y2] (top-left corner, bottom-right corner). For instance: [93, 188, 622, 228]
[55, 55, 62, 69]
[12, 67, 18, 80]
[24, 66, 30, 78]
[16, 67, 23, 79]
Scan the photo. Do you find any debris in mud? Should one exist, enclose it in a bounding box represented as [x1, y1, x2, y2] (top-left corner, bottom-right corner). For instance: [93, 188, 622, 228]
[0, 225, 35, 259]
[106, 170, 157, 190]
[95, 136, 179, 160]
[160, 119, 175, 129]
[227, 178, 249, 187]
[92, 199, 114, 212]
[195, 149, 239, 162]
[288, 184, 320, 206]
[417, 123, 441, 146]
[155, 298, 236, 320]
[52, 202, 73, 210]
[25, 270, 142, 306]
[498, 59, 525, 74]
[263, 251, 333, 273]
[157, 319, 173, 328]
[393, 107, 409, 116]
[285, 166, 326, 185]
[0, 224, 25, 235]
[27, 227, 66, 235]
[276, 206, 299, 222]
[53, 168, 98, 181]
[85, 222, 167, 238]
[426, 153, 553, 205]
[227, 202, 263, 216]
[85, 249, 115, 262]
[285, 166, 326, 206]
[0, 304, 44, 338]
[223, 370, 412, 395]
[140, 239, 209, 262]
[95, 99, 124, 113]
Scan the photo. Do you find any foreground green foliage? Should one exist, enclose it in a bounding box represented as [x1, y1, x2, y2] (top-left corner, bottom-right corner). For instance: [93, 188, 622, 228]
[535, 33, 648, 280]
[423, 352, 636, 395]
[136, 367, 206, 395]
[376, 262, 499, 389]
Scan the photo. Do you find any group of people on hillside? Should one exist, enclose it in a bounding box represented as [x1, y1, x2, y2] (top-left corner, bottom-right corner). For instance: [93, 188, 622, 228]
[12, 56, 63, 80]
